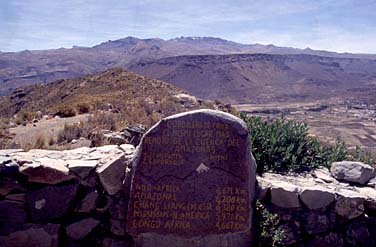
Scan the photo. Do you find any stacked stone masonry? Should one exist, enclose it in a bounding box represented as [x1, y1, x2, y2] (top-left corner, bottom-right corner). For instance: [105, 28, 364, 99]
[1, 146, 376, 246]
[0, 108, 375, 247]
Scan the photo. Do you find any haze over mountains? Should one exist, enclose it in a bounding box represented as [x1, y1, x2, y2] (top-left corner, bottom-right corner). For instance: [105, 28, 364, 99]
[1, 36, 376, 104]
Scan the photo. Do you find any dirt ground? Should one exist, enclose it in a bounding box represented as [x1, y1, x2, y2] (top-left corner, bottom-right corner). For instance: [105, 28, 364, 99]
[9, 114, 90, 148]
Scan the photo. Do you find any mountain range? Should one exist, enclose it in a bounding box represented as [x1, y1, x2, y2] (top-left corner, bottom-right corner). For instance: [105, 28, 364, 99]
[1, 36, 376, 105]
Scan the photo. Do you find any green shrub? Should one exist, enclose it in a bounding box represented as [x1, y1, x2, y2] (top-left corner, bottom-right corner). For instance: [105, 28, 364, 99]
[255, 201, 284, 247]
[240, 113, 366, 174]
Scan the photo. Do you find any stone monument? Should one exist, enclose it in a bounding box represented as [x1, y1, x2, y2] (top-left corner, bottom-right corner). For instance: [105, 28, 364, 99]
[126, 109, 257, 246]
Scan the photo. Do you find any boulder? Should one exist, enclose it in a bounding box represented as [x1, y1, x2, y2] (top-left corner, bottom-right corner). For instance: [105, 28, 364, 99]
[75, 190, 99, 213]
[19, 158, 74, 184]
[65, 218, 100, 240]
[96, 154, 128, 195]
[28, 183, 78, 220]
[300, 187, 335, 209]
[0, 223, 60, 247]
[270, 181, 301, 208]
[330, 161, 375, 185]
[335, 189, 366, 219]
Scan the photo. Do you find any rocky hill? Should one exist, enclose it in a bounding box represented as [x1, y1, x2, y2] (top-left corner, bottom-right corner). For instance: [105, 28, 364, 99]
[129, 53, 376, 104]
[0, 68, 217, 126]
[1, 36, 376, 96]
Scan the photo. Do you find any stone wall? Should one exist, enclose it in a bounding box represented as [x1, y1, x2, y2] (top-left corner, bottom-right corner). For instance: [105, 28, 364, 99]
[0, 145, 135, 247]
[256, 166, 376, 247]
[1, 145, 375, 247]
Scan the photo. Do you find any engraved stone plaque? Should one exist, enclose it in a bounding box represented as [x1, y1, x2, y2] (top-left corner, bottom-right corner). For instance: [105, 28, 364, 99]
[126, 109, 256, 247]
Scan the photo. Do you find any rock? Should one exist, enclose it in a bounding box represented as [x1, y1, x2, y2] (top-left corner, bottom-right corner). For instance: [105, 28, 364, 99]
[103, 238, 132, 247]
[126, 109, 256, 247]
[335, 189, 366, 219]
[0, 156, 12, 165]
[305, 231, 344, 247]
[0, 156, 19, 175]
[75, 190, 99, 213]
[121, 124, 146, 146]
[0, 178, 24, 196]
[313, 167, 336, 183]
[110, 219, 127, 236]
[0, 149, 23, 156]
[0, 200, 26, 223]
[67, 159, 98, 178]
[270, 181, 301, 208]
[280, 223, 300, 245]
[300, 187, 335, 209]
[5, 193, 26, 203]
[301, 211, 334, 234]
[357, 187, 376, 210]
[0, 223, 60, 247]
[28, 183, 78, 220]
[96, 154, 128, 195]
[330, 161, 375, 185]
[109, 196, 128, 220]
[345, 220, 374, 246]
[19, 158, 74, 184]
[367, 176, 376, 188]
[102, 130, 128, 145]
[65, 218, 100, 240]
[120, 144, 135, 155]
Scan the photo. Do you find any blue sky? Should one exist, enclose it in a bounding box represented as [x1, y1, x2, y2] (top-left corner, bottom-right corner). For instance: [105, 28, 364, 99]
[1, 0, 376, 53]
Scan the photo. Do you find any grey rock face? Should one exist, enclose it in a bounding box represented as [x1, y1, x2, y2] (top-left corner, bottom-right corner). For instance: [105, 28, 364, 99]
[330, 161, 375, 185]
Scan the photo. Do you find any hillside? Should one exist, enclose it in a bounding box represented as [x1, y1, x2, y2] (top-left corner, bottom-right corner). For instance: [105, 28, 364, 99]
[129, 53, 376, 104]
[0, 68, 216, 127]
[1, 36, 376, 96]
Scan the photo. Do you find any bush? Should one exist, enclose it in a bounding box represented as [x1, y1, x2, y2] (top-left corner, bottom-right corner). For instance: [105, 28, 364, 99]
[57, 123, 85, 143]
[86, 112, 118, 131]
[55, 105, 77, 118]
[15, 110, 35, 125]
[255, 201, 284, 247]
[240, 113, 367, 174]
[76, 103, 91, 114]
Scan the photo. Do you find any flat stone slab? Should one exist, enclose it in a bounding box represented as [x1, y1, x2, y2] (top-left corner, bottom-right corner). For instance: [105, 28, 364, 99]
[126, 109, 256, 247]
[19, 158, 73, 184]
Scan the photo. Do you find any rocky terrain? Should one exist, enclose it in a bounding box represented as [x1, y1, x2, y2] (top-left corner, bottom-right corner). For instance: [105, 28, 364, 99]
[1, 36, 376, 96]
[130, 53, 376, 104]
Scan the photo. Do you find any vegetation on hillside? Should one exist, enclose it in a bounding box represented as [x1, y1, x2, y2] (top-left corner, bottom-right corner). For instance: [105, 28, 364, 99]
[240, 113, 374, 174]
